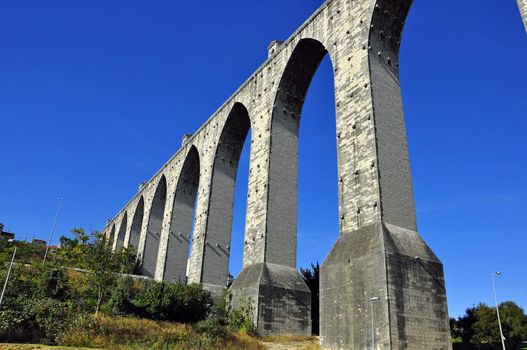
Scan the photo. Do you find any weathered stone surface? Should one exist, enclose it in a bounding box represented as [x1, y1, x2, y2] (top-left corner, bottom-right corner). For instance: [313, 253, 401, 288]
[229, 262, 311, 335]
[101, 0, 453, 347]
[321, 223, 450, 349]
[519, 0, 527, 31]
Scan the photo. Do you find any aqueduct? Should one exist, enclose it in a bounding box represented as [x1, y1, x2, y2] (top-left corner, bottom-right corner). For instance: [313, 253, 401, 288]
[101, 0, 526, 348]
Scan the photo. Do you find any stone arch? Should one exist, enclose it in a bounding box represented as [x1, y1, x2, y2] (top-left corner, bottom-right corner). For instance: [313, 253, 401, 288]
[143, 175, 167, 278]
[129, 196, 144, 252]
[265, 38, 331, 267]
[115, 212, 127, 251]
[201, 103, 251, 290]
[108, 224, 116, 246]
[163, 146, 200, 283]
[229, 38, 335, 335]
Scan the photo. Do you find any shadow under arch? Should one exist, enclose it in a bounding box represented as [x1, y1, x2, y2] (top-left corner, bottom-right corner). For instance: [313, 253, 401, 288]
[201, 102, 251, 291]
[129, 196, 144, 252]
[115, 212, 127, 251]
[108, 224, 116, 246]
[163, 146, 200, 283]
[143, 175, 167, 278]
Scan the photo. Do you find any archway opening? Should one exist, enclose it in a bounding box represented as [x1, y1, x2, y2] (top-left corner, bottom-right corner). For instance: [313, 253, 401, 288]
[297, 55, 338, 335]
[164, 146, 200, 283]
[143, 175, 167, 278]
[202, 103, 251, 289]
[108, 224, 116, 246]
[229, 129, 251, 282]
[129, 196, 144, 253]
[115, 212, 127, 251]
[269, 38, 338, 335]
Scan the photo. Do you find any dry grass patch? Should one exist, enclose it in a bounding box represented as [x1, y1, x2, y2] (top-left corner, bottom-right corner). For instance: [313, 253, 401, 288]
[56, 314, 265, 350]
[261, 334, 320, 350]
[0, 345, 99, 350]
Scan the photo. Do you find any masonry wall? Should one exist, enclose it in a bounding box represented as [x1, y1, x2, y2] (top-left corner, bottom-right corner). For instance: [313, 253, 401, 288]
[519, 0, 527, 31]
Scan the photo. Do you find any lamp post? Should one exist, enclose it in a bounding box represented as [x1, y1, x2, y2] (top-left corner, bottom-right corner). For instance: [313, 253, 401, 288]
[492, 271, 506, 350]
[370, 297, 380, 350]
[0, 240, 17, 307]
[43, 197, 62, 264]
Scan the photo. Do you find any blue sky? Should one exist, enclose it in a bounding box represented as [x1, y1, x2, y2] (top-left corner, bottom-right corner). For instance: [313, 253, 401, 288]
[1, 0, 526, 318]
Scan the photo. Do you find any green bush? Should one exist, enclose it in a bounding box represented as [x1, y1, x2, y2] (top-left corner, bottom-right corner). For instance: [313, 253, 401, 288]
[131, 280, 213, 323]
[194, 317, 229, 340]
[40, 268, 69, 301]
[103, 276, 137, 316]
[0, 296, 69, 344]
[194, 292, 258, 340]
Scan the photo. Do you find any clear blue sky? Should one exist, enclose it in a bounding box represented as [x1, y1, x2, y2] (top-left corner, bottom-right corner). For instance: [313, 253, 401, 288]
[1, 0, 526, 318]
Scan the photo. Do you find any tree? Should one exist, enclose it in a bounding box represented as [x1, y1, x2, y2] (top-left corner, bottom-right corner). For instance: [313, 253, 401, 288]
[56, 228, 141, 313]
[472, 303, 501, 345]
[82, 231, 121, 314]
[300, 262, 320, 335]
[451, 306, 477, 344]
[58, 228, 90, 267]
[117, 246, 141, 275]
[452, 302, 527, 348]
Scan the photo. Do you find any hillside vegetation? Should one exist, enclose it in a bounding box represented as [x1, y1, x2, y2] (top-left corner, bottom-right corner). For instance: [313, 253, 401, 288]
[0, 229, 262, 349]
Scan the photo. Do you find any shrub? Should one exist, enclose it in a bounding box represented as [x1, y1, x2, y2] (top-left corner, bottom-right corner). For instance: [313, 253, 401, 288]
[103, 276, 137, 316]
[132, 280, 212, 323]
[229, 308, 258, 336]
[40, 268, 69, 301]
[0, 296, 69, 344]
[194, 317, 228, 341]
[194, 292, 258, 341]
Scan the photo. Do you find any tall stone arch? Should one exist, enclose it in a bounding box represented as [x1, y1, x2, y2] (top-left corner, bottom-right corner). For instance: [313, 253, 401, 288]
[115, 212, 127, 251]
[129, 196, 144, 252]
[200, 102, 251, 292]
[163, 146, 200, 283]
[143, 175, 167, 278]
[229, 0, 451, 347]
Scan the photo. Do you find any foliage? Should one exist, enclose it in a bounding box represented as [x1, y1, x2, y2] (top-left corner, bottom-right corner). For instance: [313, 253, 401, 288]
[1, 229, 259, 348]
[451, 302, 527, 348]
[57, 314, 264, 350]
[300, 262, 320, 335]
[57, 228, 90, 267]
[103, 276, 138, 316]
[0, 296, 69, 344]
[0, 240, 48, 267]
[40, 268, 70, 301]
[131, 280, 213, 323]
[56, 228, 140, 313]
[83, 230, 122, 313]
[194, 291, 257, 341]
[118, 246, 142, 275]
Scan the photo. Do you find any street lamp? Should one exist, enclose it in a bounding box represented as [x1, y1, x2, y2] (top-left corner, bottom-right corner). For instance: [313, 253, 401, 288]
[370, 297, 380, 350]
[0, 239, 17, 307]
[43, 197, 62, 264]
[491, 271, 506, 350]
